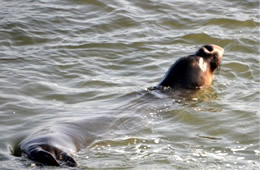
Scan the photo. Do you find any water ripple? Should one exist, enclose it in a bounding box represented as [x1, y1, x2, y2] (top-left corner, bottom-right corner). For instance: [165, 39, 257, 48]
[0, 0, 259, 169]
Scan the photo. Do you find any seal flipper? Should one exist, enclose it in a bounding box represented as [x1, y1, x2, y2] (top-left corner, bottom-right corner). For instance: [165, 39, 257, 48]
[57, 150, 78, 167]
[23, 145, 77, 167]
[25, 145, 60, 166]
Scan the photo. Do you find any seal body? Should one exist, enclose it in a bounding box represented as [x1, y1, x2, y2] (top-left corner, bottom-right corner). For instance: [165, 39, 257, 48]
[158, 44, 224, 89]
[17, 116, 113, 167]
[16, 44, 224, 167]
[19, 133, 79, 167]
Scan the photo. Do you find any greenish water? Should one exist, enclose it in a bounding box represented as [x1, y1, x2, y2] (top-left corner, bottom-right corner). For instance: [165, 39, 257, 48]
[0, 0, 259, 169]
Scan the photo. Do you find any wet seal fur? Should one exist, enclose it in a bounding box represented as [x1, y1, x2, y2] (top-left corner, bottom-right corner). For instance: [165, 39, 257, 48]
[156, 44, 224, 89]
[16, 44, 224, 167]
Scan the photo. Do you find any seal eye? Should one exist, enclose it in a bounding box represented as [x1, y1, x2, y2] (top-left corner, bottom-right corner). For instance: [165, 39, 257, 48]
[195, 45, 214, 58]
[204, 45, 213, 52]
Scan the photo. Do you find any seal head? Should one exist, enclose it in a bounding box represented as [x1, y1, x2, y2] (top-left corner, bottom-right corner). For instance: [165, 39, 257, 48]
[158, 44, 224, 89]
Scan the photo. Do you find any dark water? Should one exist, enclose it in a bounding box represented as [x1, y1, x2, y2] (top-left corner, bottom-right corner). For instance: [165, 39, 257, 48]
[0, 0, 259, 169]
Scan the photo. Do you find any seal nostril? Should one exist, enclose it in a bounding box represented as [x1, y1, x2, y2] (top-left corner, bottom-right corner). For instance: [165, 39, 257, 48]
[204, 45, 213, 52]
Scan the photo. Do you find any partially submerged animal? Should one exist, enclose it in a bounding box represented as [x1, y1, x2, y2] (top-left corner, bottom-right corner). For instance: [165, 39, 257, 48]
[15, 44, 224, 167]
[158, 44, 224, 89]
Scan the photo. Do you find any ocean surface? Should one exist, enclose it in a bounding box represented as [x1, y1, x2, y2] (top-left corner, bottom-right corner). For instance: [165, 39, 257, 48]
[0, 0, 259, 169]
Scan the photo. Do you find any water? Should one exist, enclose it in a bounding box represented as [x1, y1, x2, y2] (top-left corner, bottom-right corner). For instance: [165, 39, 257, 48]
[0, 0, 259, 169]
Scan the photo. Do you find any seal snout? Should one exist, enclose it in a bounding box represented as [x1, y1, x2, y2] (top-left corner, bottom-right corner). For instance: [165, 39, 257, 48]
[209, 44, 224, 58]
[203, 44, 224, 72]
[197, 44, 224, 59]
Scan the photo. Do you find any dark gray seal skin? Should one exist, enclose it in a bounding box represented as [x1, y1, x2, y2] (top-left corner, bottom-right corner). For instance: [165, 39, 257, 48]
[16, 115, 114, 167]
[16, 44, 224, 167]
[157, 44, 224, 89]
[19, 135, 78, 167]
